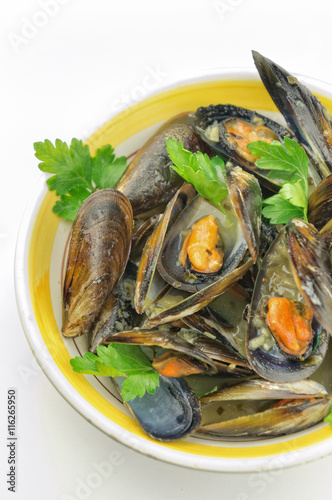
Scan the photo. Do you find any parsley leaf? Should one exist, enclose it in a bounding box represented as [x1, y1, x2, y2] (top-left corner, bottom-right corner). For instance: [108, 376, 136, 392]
[247, 137, 308, 193]
[92, 145, 127, 189]
[279, 181, 307, 211]
[35, 138, 94, 194]
[247, 138, 310, 225]
[166, 138, 228, 210]
[70, 351, 124, 377]
[262, 195, 306, 224]
[53, 187, 91, 220]
[70, 344, 159, 401]
[95, 344, 154, 375]
[34, 138, 128, 221]
[324, 412, 332, 426]
[121, 373, 160, 401]
[70, 352, 101, 375]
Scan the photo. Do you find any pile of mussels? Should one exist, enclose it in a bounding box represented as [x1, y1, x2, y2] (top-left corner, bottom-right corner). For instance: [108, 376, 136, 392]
[61, 51, 332, 442]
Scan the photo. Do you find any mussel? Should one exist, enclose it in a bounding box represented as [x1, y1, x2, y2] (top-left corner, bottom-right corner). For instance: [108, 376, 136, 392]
[135, 183, 196, 314]
[200, 378, 331, 437]
[103, 325, 253, 378]
[247, 228, 329, 383]
[88, 262, 140, 352]
[183, 283, 250, 358]
[145, 254, 253, 328]
[308, 174, 332, 231]
[130, 215, 161, 260]
[286, 218, 332, 337]
[62, 189, 133, 338]
[116, 112, 205, 217]
[194, 103, 294, 191]
[116, 375, 201, 441]
[226, 166, 262, 263]
[157, 194, 248, 293]
[252, 50, 332, 180]
[200, 378, 328, 402]
[102, 327, 219, 375]
[133, 165, 261, 327]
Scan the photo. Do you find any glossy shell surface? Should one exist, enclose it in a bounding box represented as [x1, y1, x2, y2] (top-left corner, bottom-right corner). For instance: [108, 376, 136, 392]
[62, 189, 133, 338]
[246, 231, 328, 382]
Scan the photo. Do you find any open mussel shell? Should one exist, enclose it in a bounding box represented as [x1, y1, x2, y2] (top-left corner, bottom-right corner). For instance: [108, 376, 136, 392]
[157, 166, 261, 292]
[102, 326, 252, 376]
[130, 214, 161, 260]
[308, 174, 332, 231]
[89, 262, 140, 353]
[175, 329, 253, 376]
[226, 166, 262, 263]
[183, 283, 250, 357]
[194, 103, 293, 192]
[152, 350, 213, 377]
[253, 50, 332, 180]
[145, 254, 253, 327]
[200, 378, 328, 403]
[115, 375, 201, 441]
[157, 194, 247, 293]
[135, 183, 196, 314]
[320, 219, 332, 248]
[102, 328, 219, 374]
[116, 112, 204, 217]
[62, 189, 133, 338]
[286, 218, 332, 337]
[199, 397, 331, 438]
[259, 216, 280, 258]
[247, 231, 329, 382]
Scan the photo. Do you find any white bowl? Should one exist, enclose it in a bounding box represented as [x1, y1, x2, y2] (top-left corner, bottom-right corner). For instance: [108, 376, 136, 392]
[15, 69, 332, 472]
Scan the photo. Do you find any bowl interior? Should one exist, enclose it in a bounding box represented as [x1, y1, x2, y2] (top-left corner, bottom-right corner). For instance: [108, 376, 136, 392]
[20, 74, 332, 472]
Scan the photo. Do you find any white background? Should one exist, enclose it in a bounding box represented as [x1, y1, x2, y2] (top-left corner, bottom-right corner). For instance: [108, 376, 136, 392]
[2, 0, 332, 498]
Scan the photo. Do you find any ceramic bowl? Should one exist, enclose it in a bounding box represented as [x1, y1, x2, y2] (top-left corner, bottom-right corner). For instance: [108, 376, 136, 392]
[15, 69, 332, 472]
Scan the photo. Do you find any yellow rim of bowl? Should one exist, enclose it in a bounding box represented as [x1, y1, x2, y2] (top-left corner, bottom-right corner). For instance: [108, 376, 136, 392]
[29, 79, 332, 459]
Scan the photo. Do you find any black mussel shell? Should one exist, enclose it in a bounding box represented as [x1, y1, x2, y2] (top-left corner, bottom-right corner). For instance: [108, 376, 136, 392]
[247, 231, 329, 383]
[62, 189, 133, 338]
[157, 195, 247, 293]
[253, 50, 332, 180]
[194, 103, 293, 192]
[116, 112, 205, 217]
[116, 375, 201, 441]
[89, 261, 141, 353]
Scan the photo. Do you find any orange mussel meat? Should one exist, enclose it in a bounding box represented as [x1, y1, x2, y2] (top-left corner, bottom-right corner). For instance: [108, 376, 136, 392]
[266, 297, 313, 357]
[152, 351, 206, 377]
[225, 119, 278, 163]
[179, 215, 224, 273]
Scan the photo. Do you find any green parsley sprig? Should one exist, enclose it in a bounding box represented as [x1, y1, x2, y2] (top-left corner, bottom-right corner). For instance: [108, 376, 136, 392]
[166, 138, 228, 210]
[34, 138, 127, 220]
[247, 137, 309, 224]
[324, 411, 332, 427]
[70, 344, 159, 402]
